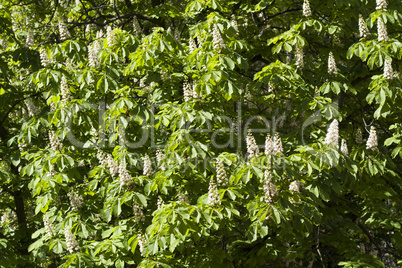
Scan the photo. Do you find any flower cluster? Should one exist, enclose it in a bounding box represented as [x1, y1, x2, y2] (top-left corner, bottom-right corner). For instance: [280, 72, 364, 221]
[88, 41, 101, 68]
[119, 161, 132, 186]
[324, 119, 339, 147]
[49, 131, 62, 151]
[85, 24, 92, 36]
[106, 26, 116, 47]
[265, 133, 283, 156]
[189, 37, 197, 53]
[69, 192, 84, 211]
[156, 148, 166, 171]
[376, 0, 387, 10]
[197, 36, 204, 49]
[137, 233, 146, 256]
[358, 14, 369, 38]
[26, 31, 35, 47]
[64, 226, 80, 253]
[212, 24, 225, 50]
[295, 44, 304, 69]
[183, 80, 192, 102]
[133, 204, 145, 223]
[216, 158, 228, 186]
[178, 192, 189, 203]
[97, 148, 108, 166]
[383, 57, 393, 80]
[341, 139, 348, 156]
[356, 128, 363, 144]
[143, 154, 152, 176]
[377, 17, 389, 42]
[366, 126, 378, 151]
[1, 212, 11, 225]
[61, 76, 72, 106]
[263, 169, 277, 204]
[43, 215, 55, 237]
[174, 29, 181, 41]
[289, 180, 300, 193]
[207, 179, 221, 206]
[18, 141, 28, 152]
[26, 99, 39, 116]
[133, 17, 142, 35]
[107, 154, 119, 177]
[328, 51, 337, 75]
[40, 48, 50, 67]
[157, 196, 164, 209]
[59, 20, 71, 41]
[246, 130, 259, 158]
[302, 0, 312, 17]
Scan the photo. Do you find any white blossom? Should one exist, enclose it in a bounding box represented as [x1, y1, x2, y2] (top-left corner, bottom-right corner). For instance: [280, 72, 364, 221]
[118, 161, 132, 186]
[137, 233, 146, 256]
[156, 148, 166, 171]
[43, 215, 55, 237]
[268, 82, 273, 93]
[18, 141, 28, 152]
[40, 48, 50, 66]
[69, 192, 84, 211]
[265, 133, 283, 156]
[189, 37, 197, 53]
[295, 44, 304, 69]
[289, 180, 300, 193]
[64, 226, 80, 253]
[59, 20, 71, 41]
[273, 133, 284, 156]
[341, 139, 348, 156]
[133, 204, 145, 222]
[246, 130, 259, 158]
[263, 169, 277, 203]
[207, 179, 221, 206]
[356, 128, 363, 144]
[302, 0, 312, 17]
[183, 80, 192, 102]
[377, 17, 389, 42]
[212, 24, 225, 50]
[97, 148, 108, 166]
[314, 86, 320, 97]
[358, 14, 369, 38]
[61, 76, 72, 106]
[157, 196, 164, 209]
[216, 158, 228, 186]
[96, 30, 104, 39]
[324, 119, 339, 147]
[106, 26, 116, 47]
[26, 31, 35, 47]
[384, 57, 393, 80]
[88, 41, 101, 68]
[366, 126, 378, 151]
[174, 29, 181, 41]
[49, 131, 62, 151]
[376, 0, 387, 10]
[328, 51, 337, 75]
[197, 35, 203, 49]
[143, 154, 152, 176]
[133, 17, 142, 35]
[107, 154, 118, 177]
[178, 192, 189, 203]
[192, 82, 202, 100]
[26, 99, 39, 116]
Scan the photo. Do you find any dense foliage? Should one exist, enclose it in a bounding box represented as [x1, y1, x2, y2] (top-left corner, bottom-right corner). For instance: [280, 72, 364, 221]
[1, 0, 402, 267]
